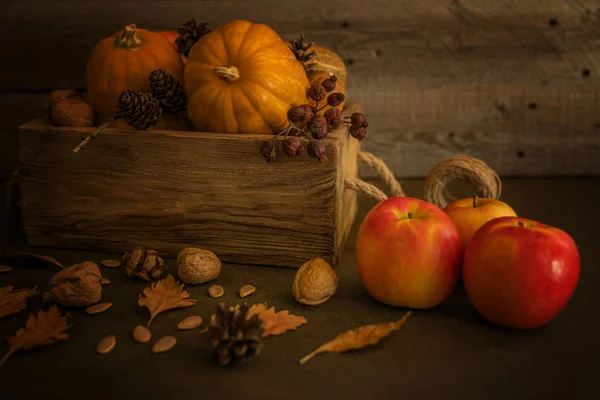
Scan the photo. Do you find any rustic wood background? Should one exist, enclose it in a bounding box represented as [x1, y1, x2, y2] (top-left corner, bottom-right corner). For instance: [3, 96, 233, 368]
[2, 0, 600, 180]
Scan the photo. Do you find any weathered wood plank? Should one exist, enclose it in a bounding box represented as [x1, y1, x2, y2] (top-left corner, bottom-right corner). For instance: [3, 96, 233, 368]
[2, 0, 600, 91]
[0, 94, 47, 180]
[16, 105, 360, 267]
[2, 89, 599, 180]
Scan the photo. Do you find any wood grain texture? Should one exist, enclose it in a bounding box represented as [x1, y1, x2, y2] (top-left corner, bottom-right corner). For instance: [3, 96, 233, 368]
[0, 94, 47, 180]
[2, 1, 600, 178]
[16, 104, 361, 268]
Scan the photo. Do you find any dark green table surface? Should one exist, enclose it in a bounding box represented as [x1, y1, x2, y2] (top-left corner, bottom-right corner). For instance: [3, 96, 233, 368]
[1, 178, 599, 400]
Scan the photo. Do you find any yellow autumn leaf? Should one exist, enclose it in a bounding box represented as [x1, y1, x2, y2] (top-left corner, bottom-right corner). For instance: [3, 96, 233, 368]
[138, 274, 196, 327]
[0, 305, 71, 368]
[248, 303, 307, 337]
[0, 286, 38, 319]
[300, 311, 412, 364]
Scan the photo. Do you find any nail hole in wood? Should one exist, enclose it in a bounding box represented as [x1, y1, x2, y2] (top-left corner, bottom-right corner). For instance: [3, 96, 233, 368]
[540, 80, 548, 85]
[582, 69, 591, 78]
[527, 102, 537, 110]
[448, 132, 455, 138]
[346, 59, 354, 65]
[548, 18, 559, 27]
[517, 151, 525, 158]
[374, 49, 382, 56]
[342, 21, 350, 29]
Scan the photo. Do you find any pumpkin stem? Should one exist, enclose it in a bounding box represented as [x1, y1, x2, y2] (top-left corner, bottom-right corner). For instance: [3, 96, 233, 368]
[115, 24, 143, 50]
[214, 66, 240, 82]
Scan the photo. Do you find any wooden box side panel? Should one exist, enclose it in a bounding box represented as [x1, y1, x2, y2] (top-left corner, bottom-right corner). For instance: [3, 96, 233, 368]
[17, 122, 351, 267]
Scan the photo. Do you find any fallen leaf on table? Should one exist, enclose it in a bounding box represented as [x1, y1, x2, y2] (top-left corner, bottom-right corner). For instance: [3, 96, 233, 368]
[0, 265, 12, 273]
[0, 253, 64, 269]
[0, 305, 71, 368]
[0, 286, 39, 319]
[138, 274, 196, 328]
[248, 303, 307, 337]
[299, 311, 412, 365]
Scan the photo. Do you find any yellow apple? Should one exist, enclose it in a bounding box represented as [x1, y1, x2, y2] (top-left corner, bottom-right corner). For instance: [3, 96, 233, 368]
[443, 195, 517, 251]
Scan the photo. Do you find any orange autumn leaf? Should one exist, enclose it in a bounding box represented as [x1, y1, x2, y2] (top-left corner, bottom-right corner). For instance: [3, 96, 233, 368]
[0, 305, 71, 368]
[300, 311, 412, 365]
[248, 303, 307, 337]
[0, 286, 39, 319]
[138, 274, 196, 327]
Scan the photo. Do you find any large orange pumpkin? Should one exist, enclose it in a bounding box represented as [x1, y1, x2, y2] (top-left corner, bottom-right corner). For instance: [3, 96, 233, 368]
[184, 20, 310, 134]
[86, 24, 186, 129]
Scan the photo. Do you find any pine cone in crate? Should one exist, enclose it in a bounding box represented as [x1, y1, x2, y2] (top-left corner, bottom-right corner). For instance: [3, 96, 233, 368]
[123, 246, 165, 281]
[208, 303, 264, 366]
[116, 90, 162, 130]
[149, 69, 187, 113]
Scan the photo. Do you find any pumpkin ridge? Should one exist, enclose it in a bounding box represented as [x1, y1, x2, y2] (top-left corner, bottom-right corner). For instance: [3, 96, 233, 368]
[238, 82, 273, 133]
[240, 38, 283, 63]
[244, 77, 302, 110]
[235, 22, 254, 63]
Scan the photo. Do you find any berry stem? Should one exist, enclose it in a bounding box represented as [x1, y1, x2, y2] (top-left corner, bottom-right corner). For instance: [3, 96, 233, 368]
[73, 116, 118, 153]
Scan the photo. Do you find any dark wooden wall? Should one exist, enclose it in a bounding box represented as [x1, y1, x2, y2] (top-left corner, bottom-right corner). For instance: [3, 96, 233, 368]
[2, 0, 600, 180]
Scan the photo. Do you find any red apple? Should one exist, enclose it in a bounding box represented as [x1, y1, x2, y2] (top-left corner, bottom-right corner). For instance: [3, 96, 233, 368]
[443, 195, 517, 251]
[356, 196, 462, 309]
[160, 30, 180, 49]
[463, 216, 580, 329]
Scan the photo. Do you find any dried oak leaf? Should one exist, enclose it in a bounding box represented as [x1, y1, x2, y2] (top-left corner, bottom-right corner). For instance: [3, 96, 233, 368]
[0, 305, 71, 368]
[0, 286, 39, 319]
[248, 303, 307, 337]
[138, 273, 196, 327]
[0, 253, 64, 269]
[300, 311, 412, 365]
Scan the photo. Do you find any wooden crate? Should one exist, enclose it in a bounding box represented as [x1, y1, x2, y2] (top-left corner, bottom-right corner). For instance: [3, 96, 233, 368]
[15, 105, 361, 268]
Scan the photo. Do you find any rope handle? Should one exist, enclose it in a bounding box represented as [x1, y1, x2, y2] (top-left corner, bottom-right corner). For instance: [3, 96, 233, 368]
[344, 152, 501, 208]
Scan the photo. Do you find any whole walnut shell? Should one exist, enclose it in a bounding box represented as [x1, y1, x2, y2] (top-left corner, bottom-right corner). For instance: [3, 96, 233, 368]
[123, 246, 164, 281]
[50, 99, 95, 127]
[292, 258, 338, 306]
[177, 247, 221, 285]
[45, 89, 83, 111]
[43, 261, 103, 307]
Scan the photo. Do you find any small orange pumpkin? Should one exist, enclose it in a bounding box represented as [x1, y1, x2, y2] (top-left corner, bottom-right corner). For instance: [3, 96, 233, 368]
[86, 24, 186, 129]
[184, 20, 310, 134]
[304, 44, 347, 84]
[308, 70, 346, 115]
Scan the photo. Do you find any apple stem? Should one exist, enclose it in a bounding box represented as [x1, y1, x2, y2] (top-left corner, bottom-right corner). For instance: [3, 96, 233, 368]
[407, 212, 413, 219]
[517, 221, 524, 228]
[472, 194, 478, 208]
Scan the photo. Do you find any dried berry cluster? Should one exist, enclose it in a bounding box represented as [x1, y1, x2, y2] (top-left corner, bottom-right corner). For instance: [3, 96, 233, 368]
[260, 76, 368, 163]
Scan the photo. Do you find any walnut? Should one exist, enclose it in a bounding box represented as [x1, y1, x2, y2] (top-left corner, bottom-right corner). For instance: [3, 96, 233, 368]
[292, 258, 338, 306]
[177, 247, 221, 285]
[46, 89, 95, 127]
[123, 246, 164, 281]
[43, 261, 103, 307]
[51, 100, 95, 127]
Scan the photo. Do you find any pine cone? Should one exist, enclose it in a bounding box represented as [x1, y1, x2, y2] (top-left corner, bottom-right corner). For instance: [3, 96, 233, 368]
[116, 91, 162, 130]
[208, 303, 264, 366]
[289, 35, 316, 71]
[123, 246, 165, 281]
[149, 69, 187, 113]
[176, 19, 212, 58]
